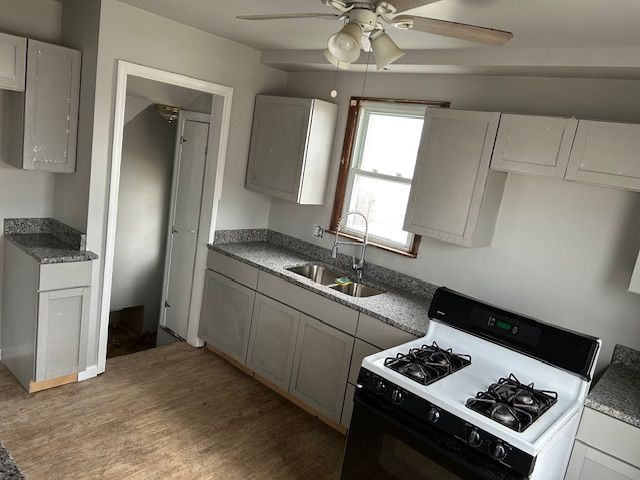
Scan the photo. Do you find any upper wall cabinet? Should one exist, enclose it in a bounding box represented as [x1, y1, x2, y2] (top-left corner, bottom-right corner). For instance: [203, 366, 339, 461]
[491, 114, 578, 178]
[566, 120, 640, 191]
[630, 253, 640, 295]
[4, 40, 81, 173]
[404, 109, 506, 248]
[0, 33, 26, 91]
[245, 95, 338, 205]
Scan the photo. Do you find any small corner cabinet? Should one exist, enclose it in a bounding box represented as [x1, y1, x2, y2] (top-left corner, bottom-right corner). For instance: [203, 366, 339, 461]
[245, 95, 338, 205]
[4, 39, 81, 173]
[490, 114, 578, 178]
[1, 241, 92, 393]
[0, 32, 26, 91]
[404, 108, 506, 248]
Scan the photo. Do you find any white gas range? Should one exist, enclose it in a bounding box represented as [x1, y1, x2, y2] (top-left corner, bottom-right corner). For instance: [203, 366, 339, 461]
[341, 287, 601, 480]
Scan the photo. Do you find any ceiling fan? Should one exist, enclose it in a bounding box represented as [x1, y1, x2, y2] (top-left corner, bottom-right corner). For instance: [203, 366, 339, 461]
[237, 0, 513, 70]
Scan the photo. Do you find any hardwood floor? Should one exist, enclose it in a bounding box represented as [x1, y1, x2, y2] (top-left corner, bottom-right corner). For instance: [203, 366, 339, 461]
[0, 343, 345, 479]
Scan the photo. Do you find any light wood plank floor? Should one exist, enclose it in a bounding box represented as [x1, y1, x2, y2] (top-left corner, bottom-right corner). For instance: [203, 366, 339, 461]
[0, 343, 345, 479]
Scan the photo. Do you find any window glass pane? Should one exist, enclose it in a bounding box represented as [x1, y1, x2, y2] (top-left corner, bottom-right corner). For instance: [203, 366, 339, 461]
[359, 112, 424, 179]
[346, 174, 411, 247]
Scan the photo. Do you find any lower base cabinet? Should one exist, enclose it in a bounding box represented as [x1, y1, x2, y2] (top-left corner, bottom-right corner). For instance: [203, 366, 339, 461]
[246, 294, 300, 391]
[341, 383, 356, 428]
[199, 269, 255, 364]
[566, 440, 640, 480]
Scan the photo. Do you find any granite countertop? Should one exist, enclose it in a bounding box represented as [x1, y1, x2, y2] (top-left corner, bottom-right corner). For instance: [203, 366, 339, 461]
[209, 241, 432, 337]
[585, 344, 640, 428]
[0, 442, 24, 480]
[4, 218, 98, 264]
[5, 233, 98, 264]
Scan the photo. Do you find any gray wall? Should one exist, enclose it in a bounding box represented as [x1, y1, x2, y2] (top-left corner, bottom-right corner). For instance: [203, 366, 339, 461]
[0, 0, 62, 354]
[270, 72, 640, 372]
[111, 105, 176, 333]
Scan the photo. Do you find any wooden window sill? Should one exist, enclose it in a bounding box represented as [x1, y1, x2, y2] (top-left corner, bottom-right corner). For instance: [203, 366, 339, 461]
[326, 229, 419, 259]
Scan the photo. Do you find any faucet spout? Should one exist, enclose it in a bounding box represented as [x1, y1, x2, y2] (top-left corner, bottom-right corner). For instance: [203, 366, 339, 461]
[331, 211, 369, 281]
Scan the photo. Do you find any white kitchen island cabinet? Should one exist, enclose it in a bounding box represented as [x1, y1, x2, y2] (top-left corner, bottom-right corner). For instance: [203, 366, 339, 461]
[198, 269, 256, 364]
[290, 314, 354, 422]
[404, 108, 505, 248]
[566, 120, 640, 191]
[1, 241, 91, 393]
[4, 39, 81, 173]
[245, 95, 338, 205]
[490, 114, 578, 178]
[0, 32, 26, 91]
[246, 294, 300, 391]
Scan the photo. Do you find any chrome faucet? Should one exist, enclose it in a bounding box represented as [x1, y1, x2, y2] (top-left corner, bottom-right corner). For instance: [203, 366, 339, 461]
[332, 211, 369, 281]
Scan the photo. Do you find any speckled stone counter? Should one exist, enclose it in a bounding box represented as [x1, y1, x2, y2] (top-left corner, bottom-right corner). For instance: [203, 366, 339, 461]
[585, 345, 640, 428]
[0, 442, 24, 480]
[209, 233, 437, 337]
[4, 218, 98, 264]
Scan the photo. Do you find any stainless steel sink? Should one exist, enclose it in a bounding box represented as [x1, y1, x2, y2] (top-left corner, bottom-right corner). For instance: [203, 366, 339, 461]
[329, 282, 384, 298]
[287, 263, 343, 285]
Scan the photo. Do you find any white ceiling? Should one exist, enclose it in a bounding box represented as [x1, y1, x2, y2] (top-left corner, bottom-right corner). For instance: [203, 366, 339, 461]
[118, 0, 640, 51]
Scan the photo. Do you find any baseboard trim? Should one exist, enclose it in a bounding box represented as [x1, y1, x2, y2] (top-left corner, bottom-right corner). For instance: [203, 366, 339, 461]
[78, 364, 99, 382]
[29, 373, 78, 393]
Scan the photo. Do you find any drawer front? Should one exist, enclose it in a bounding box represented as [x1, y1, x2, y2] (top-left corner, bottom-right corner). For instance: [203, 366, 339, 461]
[577, 408, 640, 467]
[39, 261, 92, 291]
[207, 250, 259, 289]
[349, 339, 381, 385]
[356, 313, 419, 350]
[257, 271, 358, 335]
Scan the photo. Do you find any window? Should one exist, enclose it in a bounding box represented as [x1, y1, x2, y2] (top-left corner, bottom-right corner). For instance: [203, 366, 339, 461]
[330, 97, 450, 256]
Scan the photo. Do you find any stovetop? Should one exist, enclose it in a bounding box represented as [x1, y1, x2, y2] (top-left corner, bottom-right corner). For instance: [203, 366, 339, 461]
[384, 342, 471, 386]
[466, 374, 558, 432]
[361, 321, 590, 456]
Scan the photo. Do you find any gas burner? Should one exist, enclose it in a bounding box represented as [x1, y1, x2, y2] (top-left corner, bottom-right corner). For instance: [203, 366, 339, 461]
[466, 374, 558, 432]
[384, 342, 471, 386]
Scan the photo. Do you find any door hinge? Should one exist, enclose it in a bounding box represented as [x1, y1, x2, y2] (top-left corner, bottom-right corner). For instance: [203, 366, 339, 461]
[181, 136, 187, 144]
[165, 301, 171, 308]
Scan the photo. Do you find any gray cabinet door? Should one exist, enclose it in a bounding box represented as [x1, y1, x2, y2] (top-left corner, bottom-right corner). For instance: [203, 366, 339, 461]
[566, 441, 640, 480]
[631, 253, 640, 294]
[490, 114, 578, 178]
[245, 96, 313, 202]
[290, 314, 354, 421]
[566, 120, 640, 191]
[404, 109, 503, 247]
[246, 294, 300, 390]
[0, 32, 26, 91]
[199, 269, 256, 363]
[23, 40, 81, 172]
[35, 287, 89, 382]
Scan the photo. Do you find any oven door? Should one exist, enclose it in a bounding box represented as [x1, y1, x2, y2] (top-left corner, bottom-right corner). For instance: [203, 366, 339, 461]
[341, 390, 526, 480]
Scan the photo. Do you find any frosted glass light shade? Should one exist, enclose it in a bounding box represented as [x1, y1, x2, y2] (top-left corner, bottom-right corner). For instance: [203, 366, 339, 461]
[371, 32, 405, 70]
[328, 22, 362, 63]
[324, 49, 351, 69]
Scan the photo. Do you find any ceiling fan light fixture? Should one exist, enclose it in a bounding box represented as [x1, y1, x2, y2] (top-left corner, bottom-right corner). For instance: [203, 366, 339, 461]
[328, 22, 363, 63]
[370, 31, 405, 70]
[324, 49, 351, 70]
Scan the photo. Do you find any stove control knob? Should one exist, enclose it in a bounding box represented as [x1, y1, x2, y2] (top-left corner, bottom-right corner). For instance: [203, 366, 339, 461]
[491, 442, 507, 461]
[427, 407, 440, 424]
[467, 429, 482, 447]
[391, 389, 404, 405]
[374, 380, 386, 394]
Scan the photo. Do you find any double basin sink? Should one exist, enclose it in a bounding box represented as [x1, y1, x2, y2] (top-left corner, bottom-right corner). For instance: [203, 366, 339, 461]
[287, 263, 384, 298]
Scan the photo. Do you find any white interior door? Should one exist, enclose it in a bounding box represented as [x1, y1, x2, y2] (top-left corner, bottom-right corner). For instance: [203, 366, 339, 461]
[163, 112, 210, 338]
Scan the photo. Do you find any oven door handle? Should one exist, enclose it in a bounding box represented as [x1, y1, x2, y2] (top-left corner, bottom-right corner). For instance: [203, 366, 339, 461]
[351, 390, 527, 480]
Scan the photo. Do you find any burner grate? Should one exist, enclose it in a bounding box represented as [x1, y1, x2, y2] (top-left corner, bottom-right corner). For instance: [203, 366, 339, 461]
[466, 374, 558, 432]
[384, 342, 471, 386]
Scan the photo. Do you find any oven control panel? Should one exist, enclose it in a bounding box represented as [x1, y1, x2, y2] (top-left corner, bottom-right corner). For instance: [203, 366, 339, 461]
[357, 368, 536, 478]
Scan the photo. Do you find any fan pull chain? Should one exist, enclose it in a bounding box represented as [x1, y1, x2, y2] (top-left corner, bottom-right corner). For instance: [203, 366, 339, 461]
[361, 48, 372, 97]
[330, 62, 339, 98]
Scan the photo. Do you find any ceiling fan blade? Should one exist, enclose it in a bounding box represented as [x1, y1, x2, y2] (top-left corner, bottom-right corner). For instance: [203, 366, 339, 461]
[237, 13, 339, 21]
[391, 0, 445, 14]
[395, 15, 513, 45]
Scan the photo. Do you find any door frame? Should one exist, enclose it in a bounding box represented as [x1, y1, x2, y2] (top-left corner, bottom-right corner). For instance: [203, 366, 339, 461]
[98, 60, 233, 374]
[159, 110, 211, 338]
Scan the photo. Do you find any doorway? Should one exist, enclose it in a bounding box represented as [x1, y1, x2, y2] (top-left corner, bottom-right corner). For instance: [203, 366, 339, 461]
[108, 78, 212, 358]
[99, 62, 233, 368]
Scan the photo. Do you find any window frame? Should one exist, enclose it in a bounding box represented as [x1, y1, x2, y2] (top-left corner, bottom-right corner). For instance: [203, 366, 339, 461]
[329, 96, 450, 258]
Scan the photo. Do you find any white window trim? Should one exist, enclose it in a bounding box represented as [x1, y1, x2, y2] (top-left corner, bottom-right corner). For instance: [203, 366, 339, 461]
[341, 101, 428, 251]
